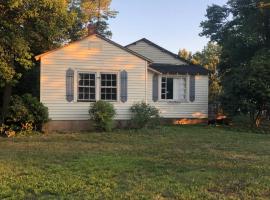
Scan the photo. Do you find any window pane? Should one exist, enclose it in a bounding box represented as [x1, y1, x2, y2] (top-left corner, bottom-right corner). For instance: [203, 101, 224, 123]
[84, 93, 89, 99]
[90, 88, 95, 94]
[162, 83, 166, 88]
[112, 94, 116, 100]
[162, 77, 166, 82]
[79, 93, 83, 100]
[112, 88, 117, 94]
[90, 74, 95, 79]
[85, 80, 89, 86]
[161, 94, 166, 99]
[106, 93, 111, 100]
[90, 80, 95, 86]
[84, 74, 89, 79]
[79, 80, 83, 86]
[90, 94, 95, 100]
[79, 87, 83, 93]
[84, 87, 89, 94]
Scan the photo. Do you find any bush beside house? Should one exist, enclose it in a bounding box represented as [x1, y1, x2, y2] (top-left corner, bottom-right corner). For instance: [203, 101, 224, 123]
[89, 100, 116, 132]
[0, 94, 49, 137]
[130, 102, 160, 129]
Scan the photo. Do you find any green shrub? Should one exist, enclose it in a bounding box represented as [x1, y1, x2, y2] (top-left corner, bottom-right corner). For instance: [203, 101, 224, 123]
[22, 94, 49, 130]
[5, 94, 49, 133]
[130, 102, 160, 129]
[89, 100, 116, 132]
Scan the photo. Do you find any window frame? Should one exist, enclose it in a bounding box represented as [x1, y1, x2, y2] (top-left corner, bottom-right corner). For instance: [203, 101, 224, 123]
[161, 77, 174, 100]
[100, 72, 118, 102]
[160, 75, 189, 102]
[77, 72, 97, 102]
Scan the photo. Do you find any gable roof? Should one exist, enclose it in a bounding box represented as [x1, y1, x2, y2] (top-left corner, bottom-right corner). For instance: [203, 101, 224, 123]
[149, 63, 209, 75]
[35, 34, 152, 62]
[125, 38, 189, 64]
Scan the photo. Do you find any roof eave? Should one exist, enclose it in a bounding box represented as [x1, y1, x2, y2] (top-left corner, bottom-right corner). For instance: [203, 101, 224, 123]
[148, 66, 162, 74]
[34, 34, 153, 63]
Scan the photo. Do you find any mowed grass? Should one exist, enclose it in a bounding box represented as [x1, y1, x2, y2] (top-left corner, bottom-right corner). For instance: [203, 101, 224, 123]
[0, 126, 270, 199]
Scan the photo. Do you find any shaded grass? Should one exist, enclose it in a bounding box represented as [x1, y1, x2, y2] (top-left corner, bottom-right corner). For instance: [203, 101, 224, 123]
[0, 126, 270, 199]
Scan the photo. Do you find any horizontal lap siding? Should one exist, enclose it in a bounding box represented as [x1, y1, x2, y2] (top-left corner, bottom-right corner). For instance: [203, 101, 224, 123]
[127, 41, 185, 64]
[41, 35, 147, 120]
[147, 72, 208, 118]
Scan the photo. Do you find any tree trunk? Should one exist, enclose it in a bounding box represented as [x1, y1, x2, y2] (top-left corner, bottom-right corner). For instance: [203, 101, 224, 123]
[0, 84, 12, 123]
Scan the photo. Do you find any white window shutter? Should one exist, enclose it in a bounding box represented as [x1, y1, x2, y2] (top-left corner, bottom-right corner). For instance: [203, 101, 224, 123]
[66, 68, 74, 102]
[120, 70, 128, 102]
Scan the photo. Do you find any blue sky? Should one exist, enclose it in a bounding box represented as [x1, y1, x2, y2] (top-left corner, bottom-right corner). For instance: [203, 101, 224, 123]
[109, 0, 227, 54]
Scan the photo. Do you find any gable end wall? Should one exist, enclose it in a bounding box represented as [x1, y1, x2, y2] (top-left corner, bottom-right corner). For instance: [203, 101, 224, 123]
[127, 41, 186, 65]
[40, 35, 148, 120]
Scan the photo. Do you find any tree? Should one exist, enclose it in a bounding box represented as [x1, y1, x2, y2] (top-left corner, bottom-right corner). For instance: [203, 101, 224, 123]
[0, 0, 74, 122]
[69, 0, 117, 40]
[178, 49, 199, 64]
[193, 43, 222, 103]
[0, 0, 117, 122]
[200, 0, 270, 127]
[178, 49, 192, 61]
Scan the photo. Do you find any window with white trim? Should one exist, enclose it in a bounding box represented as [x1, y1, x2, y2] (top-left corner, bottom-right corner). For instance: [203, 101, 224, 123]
[100, 73, 117, 101]
[161, 76, 187, 101]
[161, 77, 173, 99]
[78, 73, 96, 101]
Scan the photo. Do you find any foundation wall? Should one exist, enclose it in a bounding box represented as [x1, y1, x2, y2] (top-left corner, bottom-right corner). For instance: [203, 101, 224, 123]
[43, 118, 208, 133]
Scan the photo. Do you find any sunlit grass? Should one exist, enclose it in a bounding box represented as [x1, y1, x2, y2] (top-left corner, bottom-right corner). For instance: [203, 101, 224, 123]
[0, 126, 270, 199]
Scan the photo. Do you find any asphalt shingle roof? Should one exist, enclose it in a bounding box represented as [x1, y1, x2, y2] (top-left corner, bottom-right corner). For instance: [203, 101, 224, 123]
[149, 63, 209, 75]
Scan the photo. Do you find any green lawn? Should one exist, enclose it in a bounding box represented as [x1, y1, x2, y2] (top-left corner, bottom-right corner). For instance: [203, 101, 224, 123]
[0, 126, 270, 199]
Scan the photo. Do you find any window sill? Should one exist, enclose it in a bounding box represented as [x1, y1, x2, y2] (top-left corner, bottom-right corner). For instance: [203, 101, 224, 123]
[77, 100, 96, 103]
[100, 100, 118, 102]
[158, 100, 189, 103]
[76, 100, 119, 103]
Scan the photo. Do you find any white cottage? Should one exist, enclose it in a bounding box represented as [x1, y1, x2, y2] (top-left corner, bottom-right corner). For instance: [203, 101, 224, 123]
[35, 33, 208, 131]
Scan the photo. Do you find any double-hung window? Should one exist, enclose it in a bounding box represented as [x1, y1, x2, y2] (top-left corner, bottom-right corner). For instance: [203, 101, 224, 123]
[161, 76, 187, 101]
[100, 73, 117, 101]
[78, 73, 96, 101]
[161, 77, 174, 99]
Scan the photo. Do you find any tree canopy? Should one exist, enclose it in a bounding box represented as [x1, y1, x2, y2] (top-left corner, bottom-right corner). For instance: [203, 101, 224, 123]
[69, 0, 117, 40]
[200, 0, 270, 126]
[0, 0, 73, 87]
[0, 0, 117, 121]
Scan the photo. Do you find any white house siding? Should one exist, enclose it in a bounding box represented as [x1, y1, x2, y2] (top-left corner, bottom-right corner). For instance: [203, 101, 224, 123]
[127, 41, 186, 65]
[40, 35, 148, 120]
[147, 71, 208, 118]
